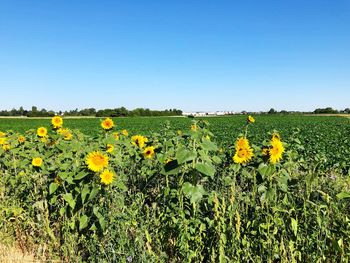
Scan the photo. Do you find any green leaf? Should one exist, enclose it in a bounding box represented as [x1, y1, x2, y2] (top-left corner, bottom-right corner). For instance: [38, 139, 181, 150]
[49, 182, 59, 194]
[201, 140, 218, 151]
[195, 162, 215, 177]
[81, 185, 90, 203]
[336, 192, 350, 199]
[291, 218, 298, 236]
[74, 171, 89, 180]
[176, 148, 197, 164]
[63, 193, 76, 209]
[89, 187, 99, 201]
[182, 182, 207, 204]
[79, 214, 89, 230]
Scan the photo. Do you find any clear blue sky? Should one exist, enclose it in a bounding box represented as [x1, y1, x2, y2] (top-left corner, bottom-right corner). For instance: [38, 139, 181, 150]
[1, 0, 349, 112]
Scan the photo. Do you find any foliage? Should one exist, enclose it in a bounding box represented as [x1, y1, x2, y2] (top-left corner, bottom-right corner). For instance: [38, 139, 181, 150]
[0, 116, 350, 262]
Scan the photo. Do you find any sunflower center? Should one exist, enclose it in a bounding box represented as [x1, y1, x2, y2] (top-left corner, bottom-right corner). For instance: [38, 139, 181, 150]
[92, 155, 105, 165]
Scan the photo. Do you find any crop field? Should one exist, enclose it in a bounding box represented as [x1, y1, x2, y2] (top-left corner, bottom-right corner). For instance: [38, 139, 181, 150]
[1, 115, 350, 262]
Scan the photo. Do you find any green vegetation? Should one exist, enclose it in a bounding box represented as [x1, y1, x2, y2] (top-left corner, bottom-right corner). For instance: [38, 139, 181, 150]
[0, 115, 350, 262]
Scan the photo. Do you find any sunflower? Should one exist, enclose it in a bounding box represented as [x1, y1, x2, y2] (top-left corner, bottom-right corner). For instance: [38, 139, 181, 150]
[59, 128, 73, 140]
[247, 115, 255, 123]
[37, 127, 47, 137]
[106, 144, 114, 153]
[2, 144, 10, 151]
[51, 116, 63, 128]
[18, 136, 26, 143]
[101, 118, 114, 130]
[262, 147, 269, 156]
[131, 135, 148, 148]
[272, 133, 281, 141]
[0, 137, 6, 145]
[235, 137, 250, 150]
[143, 146, 155, 159]
[233, 146, 254, 164]
[32, 157, 43, 167]
[191, 124, 198, 131]
[0, 131, 6, 137]
[269, 138, 284, 164]
[86, 151, 109, 172]
[100, 169, 115, 185]
[113, 132, 119, 140]
[121, 129, 129, 136]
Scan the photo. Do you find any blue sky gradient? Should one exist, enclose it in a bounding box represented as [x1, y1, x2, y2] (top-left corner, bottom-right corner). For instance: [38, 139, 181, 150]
[1, 0, 349, 112]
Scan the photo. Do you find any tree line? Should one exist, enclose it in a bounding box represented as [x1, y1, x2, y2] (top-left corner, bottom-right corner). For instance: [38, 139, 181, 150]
[0, 106, 183, 117]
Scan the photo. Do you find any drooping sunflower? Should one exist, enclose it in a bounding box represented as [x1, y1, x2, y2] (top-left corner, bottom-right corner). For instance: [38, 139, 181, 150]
[18, 136, 26, 143]
[51, 116, 63, 129]
[143, 146, 155, 159]
[247, 115, 255, 123]
[86, 151, 109, 172]
[37, 127, 48, 137]
[233, 146, 254, 164]
[121, 129, 129, 136]
[106, 144, 114, 153]
[101, 118, 114, 130]
[269, 138, 284, 164]
[131, 135, 148, 148]
[100, 169, 115, 185]
[32, 157, 43, 167]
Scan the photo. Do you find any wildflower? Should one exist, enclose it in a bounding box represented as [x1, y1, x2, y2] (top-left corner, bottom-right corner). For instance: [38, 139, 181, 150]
[32, 157, 43, 167]
[37, 127, 47, 137]
[86, 151, 109, 172]
[121, 129, 128, 136]
[100, 169, 115, 185]
[143, 146, 155, 159]
[247, 115, 255, 123]
[101, 118, 114, 130]
[18, 136, 26, 143]
[106, 144, 114, 153]
[51, 116, 63, 128]
[131, 135, 148, 148]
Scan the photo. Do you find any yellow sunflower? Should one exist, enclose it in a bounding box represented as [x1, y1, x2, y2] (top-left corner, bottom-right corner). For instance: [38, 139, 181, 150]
[233, 146, 254, 164]
[121, 129, 129, 136]
[18, 136, 26, 143]
[101, 118, 114, 130]
[51, 116, 63, 128]
[32, 157, 43, 167]
[59, 128, 73, 140]
[113, 132, 119, 140]
[86, 151, 109, 172]
[269, 138, 284, 164]
[0, 131, 6, 137]
[272, 133, 281, 141]
[2, 144, 10, 151]
[37, 127, 47, 137]
[235, 137, 250, 150]
[100, 169, 115, 185]
[262, 147, 269, 156]
[247, 115, 255, 123]
[106, 144, 114, 153]
[191, 124, 198, 131]
[0, 137, 6, 145]
[143, 146, 155, 159]
[131, 135, 148, 148]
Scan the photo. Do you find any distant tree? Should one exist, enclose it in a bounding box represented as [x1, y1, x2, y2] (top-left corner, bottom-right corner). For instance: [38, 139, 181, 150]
[268, 108, 277, 114]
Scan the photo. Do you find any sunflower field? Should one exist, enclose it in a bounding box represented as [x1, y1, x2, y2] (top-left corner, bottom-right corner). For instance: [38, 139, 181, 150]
[1, 116, 350, 262]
